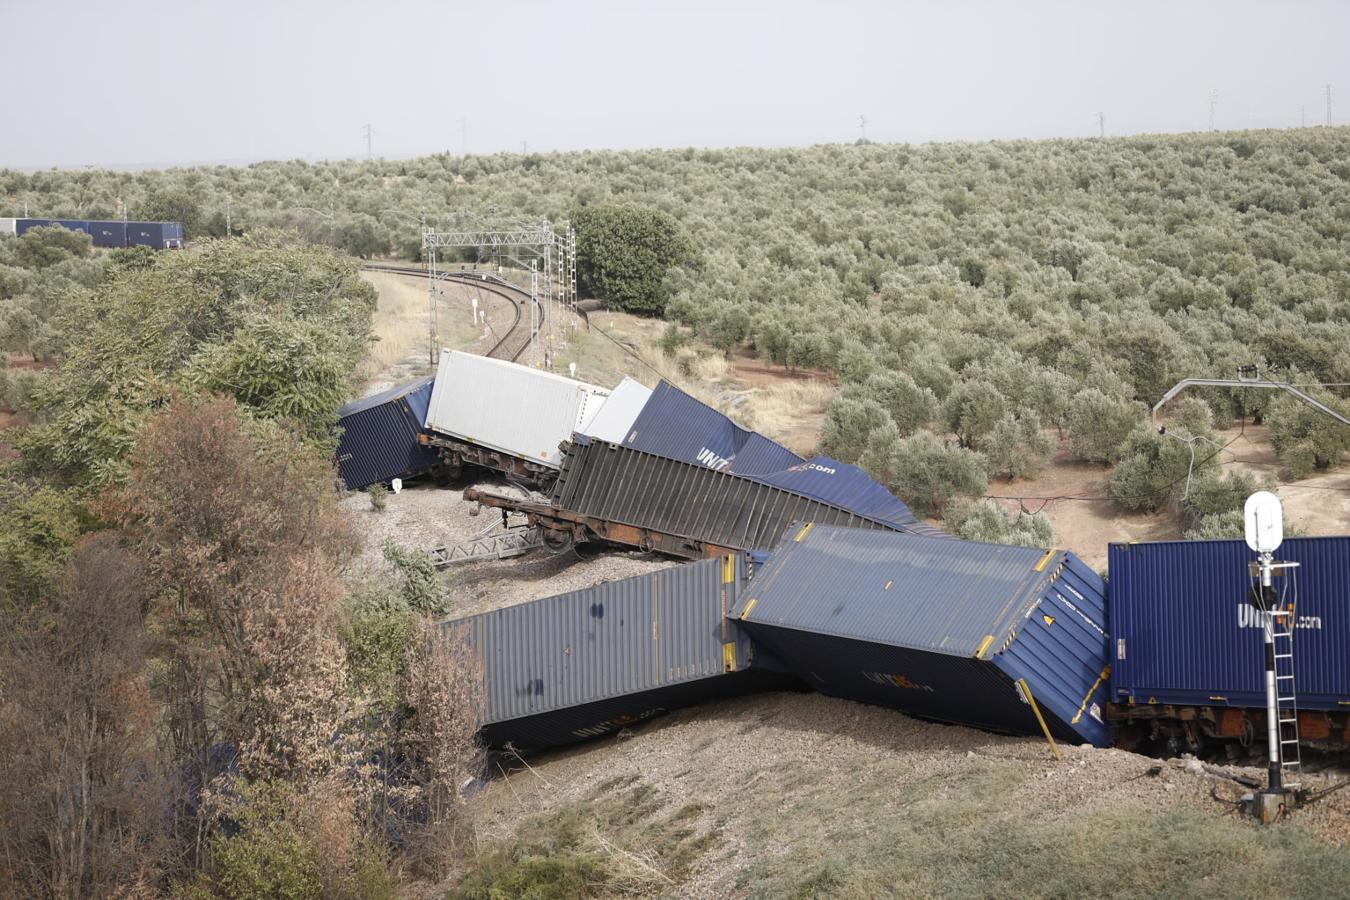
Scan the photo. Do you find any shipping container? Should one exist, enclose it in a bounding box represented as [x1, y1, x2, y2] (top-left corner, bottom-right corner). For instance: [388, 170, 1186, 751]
[622, 380, 803, 475]
[424, 350, 609, 471]
[126, 221, 183, 248]
[732, 524, 1113, 746]
[1108, 537, 1350, 713]
[15, 218, 59, 236]
[578, 376, 651, 444]
[88, 220, 127, 248]
[750, 454, 942, 534]
[544, 436, 923, 557]
[334, 376, 438, 490]
[447, 555, 793, 751]
[0, 218, 15, 236]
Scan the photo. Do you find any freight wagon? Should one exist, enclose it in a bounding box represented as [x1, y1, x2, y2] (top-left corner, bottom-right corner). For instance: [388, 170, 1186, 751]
[466, 435, 932, 559]
[422, 350, 610, 485]
[6, 217, 184, 248]
[1107, 537, 1350, 752]
[446, 554, 795, 751]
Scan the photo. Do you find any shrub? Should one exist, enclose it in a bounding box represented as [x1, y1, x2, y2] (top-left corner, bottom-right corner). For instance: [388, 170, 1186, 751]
[944, 498, 1055, 548]
[883, 430, 988, 517]
[944, 380, 1008, 450]
[367, 482, 388, 512]
[821, 395, 895, 463]
[1108, 426, 1220, 512]
[1266, 393, 1350, 478]
[984, 412, 1054, 480]
[1067, 389, 1141, 464]
[1179, 470, 1265, 531]
[864, 371, 937, 436]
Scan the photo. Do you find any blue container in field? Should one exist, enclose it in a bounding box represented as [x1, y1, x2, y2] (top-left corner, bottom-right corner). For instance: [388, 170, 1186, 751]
[126, 221, 184, 248]
[750, 454, 938, 533]
[733, 524, 1113, 746]
[621, 380, 803, 475]
[334, 377, 438, 490]
[14, 218, 58, 235]
[88, 221, 127, 247]
[1108, 536, 1350, 712]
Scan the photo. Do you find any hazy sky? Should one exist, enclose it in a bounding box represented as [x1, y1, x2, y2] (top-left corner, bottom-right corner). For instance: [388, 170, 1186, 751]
[4, 0, 1348, 168]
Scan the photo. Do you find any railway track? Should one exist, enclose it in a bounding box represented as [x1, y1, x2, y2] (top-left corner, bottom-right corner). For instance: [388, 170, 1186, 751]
[361, 261, 541, 361]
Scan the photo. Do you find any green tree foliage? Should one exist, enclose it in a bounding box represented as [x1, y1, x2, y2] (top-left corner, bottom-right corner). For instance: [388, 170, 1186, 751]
[1067, 389, 1142, 464]
[984, 412, 1055, 480]
[1179, 470, 1266, 532]
[878, 430, 988, 516]
[572, 204, 694, 314]
[16, 231, 374, 484]
[944, 498, 1056, 548]
[944, 380, 1008, 450]
[1265, 393, 1350, 478]
[11, 224, 93, 269]
[820, 395, 894, 463]
[857, 371, 937, 436]
[0, 482, 87, 611]
[1108, 425, 1221, 512]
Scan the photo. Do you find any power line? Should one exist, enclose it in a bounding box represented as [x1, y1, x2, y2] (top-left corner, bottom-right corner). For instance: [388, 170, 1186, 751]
[1097, 112, 1105, 138]
[364, 123, 374, 160]
[1327, 84, 1335, 127]
[857, 114, 867, 142]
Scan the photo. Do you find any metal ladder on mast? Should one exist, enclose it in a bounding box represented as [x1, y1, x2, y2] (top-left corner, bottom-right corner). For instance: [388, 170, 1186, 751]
[1270, 607, 1302, 785]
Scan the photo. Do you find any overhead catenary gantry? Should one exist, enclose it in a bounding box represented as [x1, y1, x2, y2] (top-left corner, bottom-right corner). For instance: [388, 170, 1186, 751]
[421, 220, 577, 368]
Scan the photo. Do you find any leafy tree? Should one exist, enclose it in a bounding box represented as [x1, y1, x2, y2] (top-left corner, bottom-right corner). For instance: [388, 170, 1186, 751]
[944, 380, 1008, 450]
[862, 371, 937, 436]
[984, 412, 1055, 480]
[944, 498, 1056, 548]
[11, 224, 92, 269]
[1067, 389, 1142, 464]
[881, 430, 988, 516]
[1266, 393, 1350, 478]
[1108, 426, 1221, 512]
[572, 204, 694, 314]
[820, 395, 894, 463]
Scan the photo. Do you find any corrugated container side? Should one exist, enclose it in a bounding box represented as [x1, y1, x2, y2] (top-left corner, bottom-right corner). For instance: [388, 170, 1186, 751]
[446, 555, 793, 750]
[54, 219, 92, 234]
[623, 380, 803, 474]
[126, 222, 164, 247]
[553, 437, 915, 553]
[16, 218, 58, 235]
[749, 455, 923, 529]
[88, 221, 127, 248]
[732, 525, 1112, 745]
[1108, 537, 1350, 711]
[578, 377, 652, 444]
[334, 377, 438, 490]
[424, 350, 610, 469]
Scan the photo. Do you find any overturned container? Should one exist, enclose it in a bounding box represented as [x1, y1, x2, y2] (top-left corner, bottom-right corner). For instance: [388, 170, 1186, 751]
[446, 555, 791, 752]
[732, 524, 1112, 746]
[334, 376, 438, 491]
[423, 350, 610, 482]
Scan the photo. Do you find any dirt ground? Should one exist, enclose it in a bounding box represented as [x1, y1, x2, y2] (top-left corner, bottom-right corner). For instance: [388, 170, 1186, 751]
[467, 691, 1350, 896]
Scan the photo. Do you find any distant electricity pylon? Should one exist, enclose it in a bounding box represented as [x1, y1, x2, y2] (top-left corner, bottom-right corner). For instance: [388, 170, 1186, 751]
[364, 123, 374, 159]
[1327, 84, 1335, 127]
[858, 115, 867, 142]
[1209, 90, 1218, 131]
[1097, 112, 1105, 138]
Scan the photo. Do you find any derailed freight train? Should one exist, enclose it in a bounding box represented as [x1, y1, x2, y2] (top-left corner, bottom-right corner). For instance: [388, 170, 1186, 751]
[445, 527, 1349, 756]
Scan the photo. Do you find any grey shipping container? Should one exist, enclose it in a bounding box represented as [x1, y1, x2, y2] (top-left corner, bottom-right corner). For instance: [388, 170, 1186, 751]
[447, 555, 793, 751]
[732, 524, 1113, 746]
[546, 436, 922, 557]
[0, 218, 15, 236]
[334, 377, 438, 490]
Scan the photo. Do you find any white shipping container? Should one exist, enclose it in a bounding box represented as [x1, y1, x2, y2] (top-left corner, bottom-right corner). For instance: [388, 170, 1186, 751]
[577, 376, 652, 444]
[424, 350, 610, 469]
[0, 218, 16, 237]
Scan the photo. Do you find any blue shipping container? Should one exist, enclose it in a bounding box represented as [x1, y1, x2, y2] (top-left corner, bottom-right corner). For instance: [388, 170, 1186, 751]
[622, 380, 803, 475]
[334, 377, 438, 490]
[750, 454, 935, 533]
[126, 221, 184, 248]
[88, 221, 127, 248]
[15, 218, 58, 235]
[1108, 536, 1350, 711]
[734, 524, 1113, 745]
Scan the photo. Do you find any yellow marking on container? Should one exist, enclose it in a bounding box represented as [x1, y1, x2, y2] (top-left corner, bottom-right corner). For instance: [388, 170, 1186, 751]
[884, 580, 893, 591]
[1018, 678, 1062, 761]
[740, 598, 758, 620]
[722, 642, 738, 672]
[1034, 550, 1055, 572]
[1070, 664, 1111, 724]
[1042, 614, 1055, 626]
[1209, 696, 1228, 702]
[1339, 700, 1350, 707]
[975, 635, 995, 658]
[793, 523, 815, 543]
[721, 554, 736, 584]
